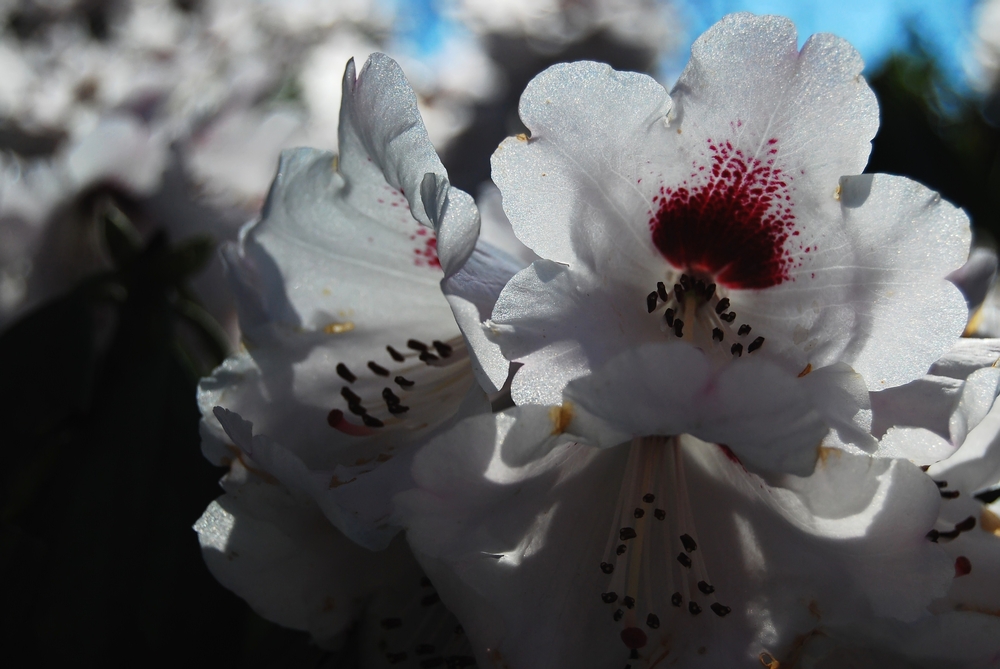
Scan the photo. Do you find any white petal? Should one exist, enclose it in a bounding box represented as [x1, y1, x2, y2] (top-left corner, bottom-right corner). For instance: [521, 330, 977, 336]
[931, 399, 1000, 493]
[194, 478, 396, 646]
[491, 61, 671, 270]
[752, 449, 951, 621]
[564, 343, 829, 475]
[927, 337, 1000, 379]
[799, 362, 875, 451]
[443, 241, 527, 394]
[339, 54, 479, 276]
[832, 175, 970, 389]
[875, 427, 955, 467]
[870, 374, 963, 442]
[948, 367, 1000, 446]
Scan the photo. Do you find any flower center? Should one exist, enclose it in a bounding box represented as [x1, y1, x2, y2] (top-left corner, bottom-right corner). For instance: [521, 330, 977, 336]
[376, 574, 476, 667]
[327, 335, 468, 435]
[644, 273, 765, 359]
[648, 137, 806, 290]
[597, 437, 731, 666]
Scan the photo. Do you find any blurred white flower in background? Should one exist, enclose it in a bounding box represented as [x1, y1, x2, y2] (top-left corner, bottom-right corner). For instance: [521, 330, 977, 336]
[0, 0, 509, 331]
[969, 0, 1000, 94]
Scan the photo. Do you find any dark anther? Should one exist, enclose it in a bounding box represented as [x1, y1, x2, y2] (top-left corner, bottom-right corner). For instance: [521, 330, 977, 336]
[602, 592, 618, 604]
[705, 283, 716, 300]
[368, 361, 391, 376]
[712, 328, 724, 342]
[646, 614, 660, 629]
[926, 529, 941, 543]
[421, 593, 440, 606]
[633, 508, 645, 519]
[688, 602, 702, 616]
[386, 652, 408, 664]
[738, 324, 751, 336]
[630, 649, 639, 660]
[673, 319, 684, 338]
[697, 581, 715, 595]
[935, 480, 947, 488]
[940, 490, 960, 499]
[674, 284, 685, 302]
[731, 343, 743, 357]
[956, 516, 977, 532]
[747, 336, 765, 353]
[416, 644, 435, 655]
[387, 345, 406, 362]
[620, 527, 637, 541]
[976, 486, 1000, 503]
[677, 553, 693, 568]
[647, 291, 659, 313]
[664, 308, 675, 326]
[623, 596, 635, 609]
[720, 311, 737, 323]
[715, 297, 730, 314]
[348, 401, 367, 416]
[395, 375, 415, 388]
[654, 509, 666, 521]
[613, 608, 624, 622]
[341, 387, 362, 404]
[419, 351, 440, 363]
[419, 658, 444, 668]
[657, 282, 668, 301]
[711, 603, 732, 617]
[388, 404, 410, 414]
[382, 388, 402, 405]
[695, 279, 707, 295]
[362, 414, 385, 428]
[381, 617, 403, 629]
[680, 274, 692, 290]
[680, 534, 698, 552]
[433, 340, 453, 358]
[643, 493, 655, 503]
[671, 592, 683, 607]
[617, 544, 627, 555]
[420, 576, 432, 587]
[406, 339, 428, 351]
[336, 363, 357, 383]
[601, 562, 615, 574]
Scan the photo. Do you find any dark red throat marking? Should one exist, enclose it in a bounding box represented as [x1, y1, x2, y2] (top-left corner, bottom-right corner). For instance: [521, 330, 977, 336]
[649, 138, 799, 289]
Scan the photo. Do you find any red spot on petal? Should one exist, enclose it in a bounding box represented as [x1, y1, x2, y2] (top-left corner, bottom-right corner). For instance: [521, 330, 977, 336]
[650, 137, 797, 289]
[621, 627, 647, 650]
[327, 409, 373, 437]
[413, 234, 441, 269]
[719, 444, 742, 465]
[955, 556, 972, 577]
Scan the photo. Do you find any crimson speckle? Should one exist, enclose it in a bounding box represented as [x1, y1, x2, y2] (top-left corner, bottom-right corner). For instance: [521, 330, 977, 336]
[650, 137, 797, 289]
[620, 627, 647, 650]
[413, 234, 441, 269]
[955, 556, 972, 577]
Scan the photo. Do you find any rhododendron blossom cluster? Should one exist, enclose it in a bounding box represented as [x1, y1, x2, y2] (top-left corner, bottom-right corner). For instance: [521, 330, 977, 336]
[194, 13, 1000, 669]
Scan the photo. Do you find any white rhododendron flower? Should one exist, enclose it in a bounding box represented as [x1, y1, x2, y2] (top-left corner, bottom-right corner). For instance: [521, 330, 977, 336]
[394, 340, 1000, 669]
[199, 53, 483, 550]
[467, 13, 971, 474]
[396, 406, 961, 667]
